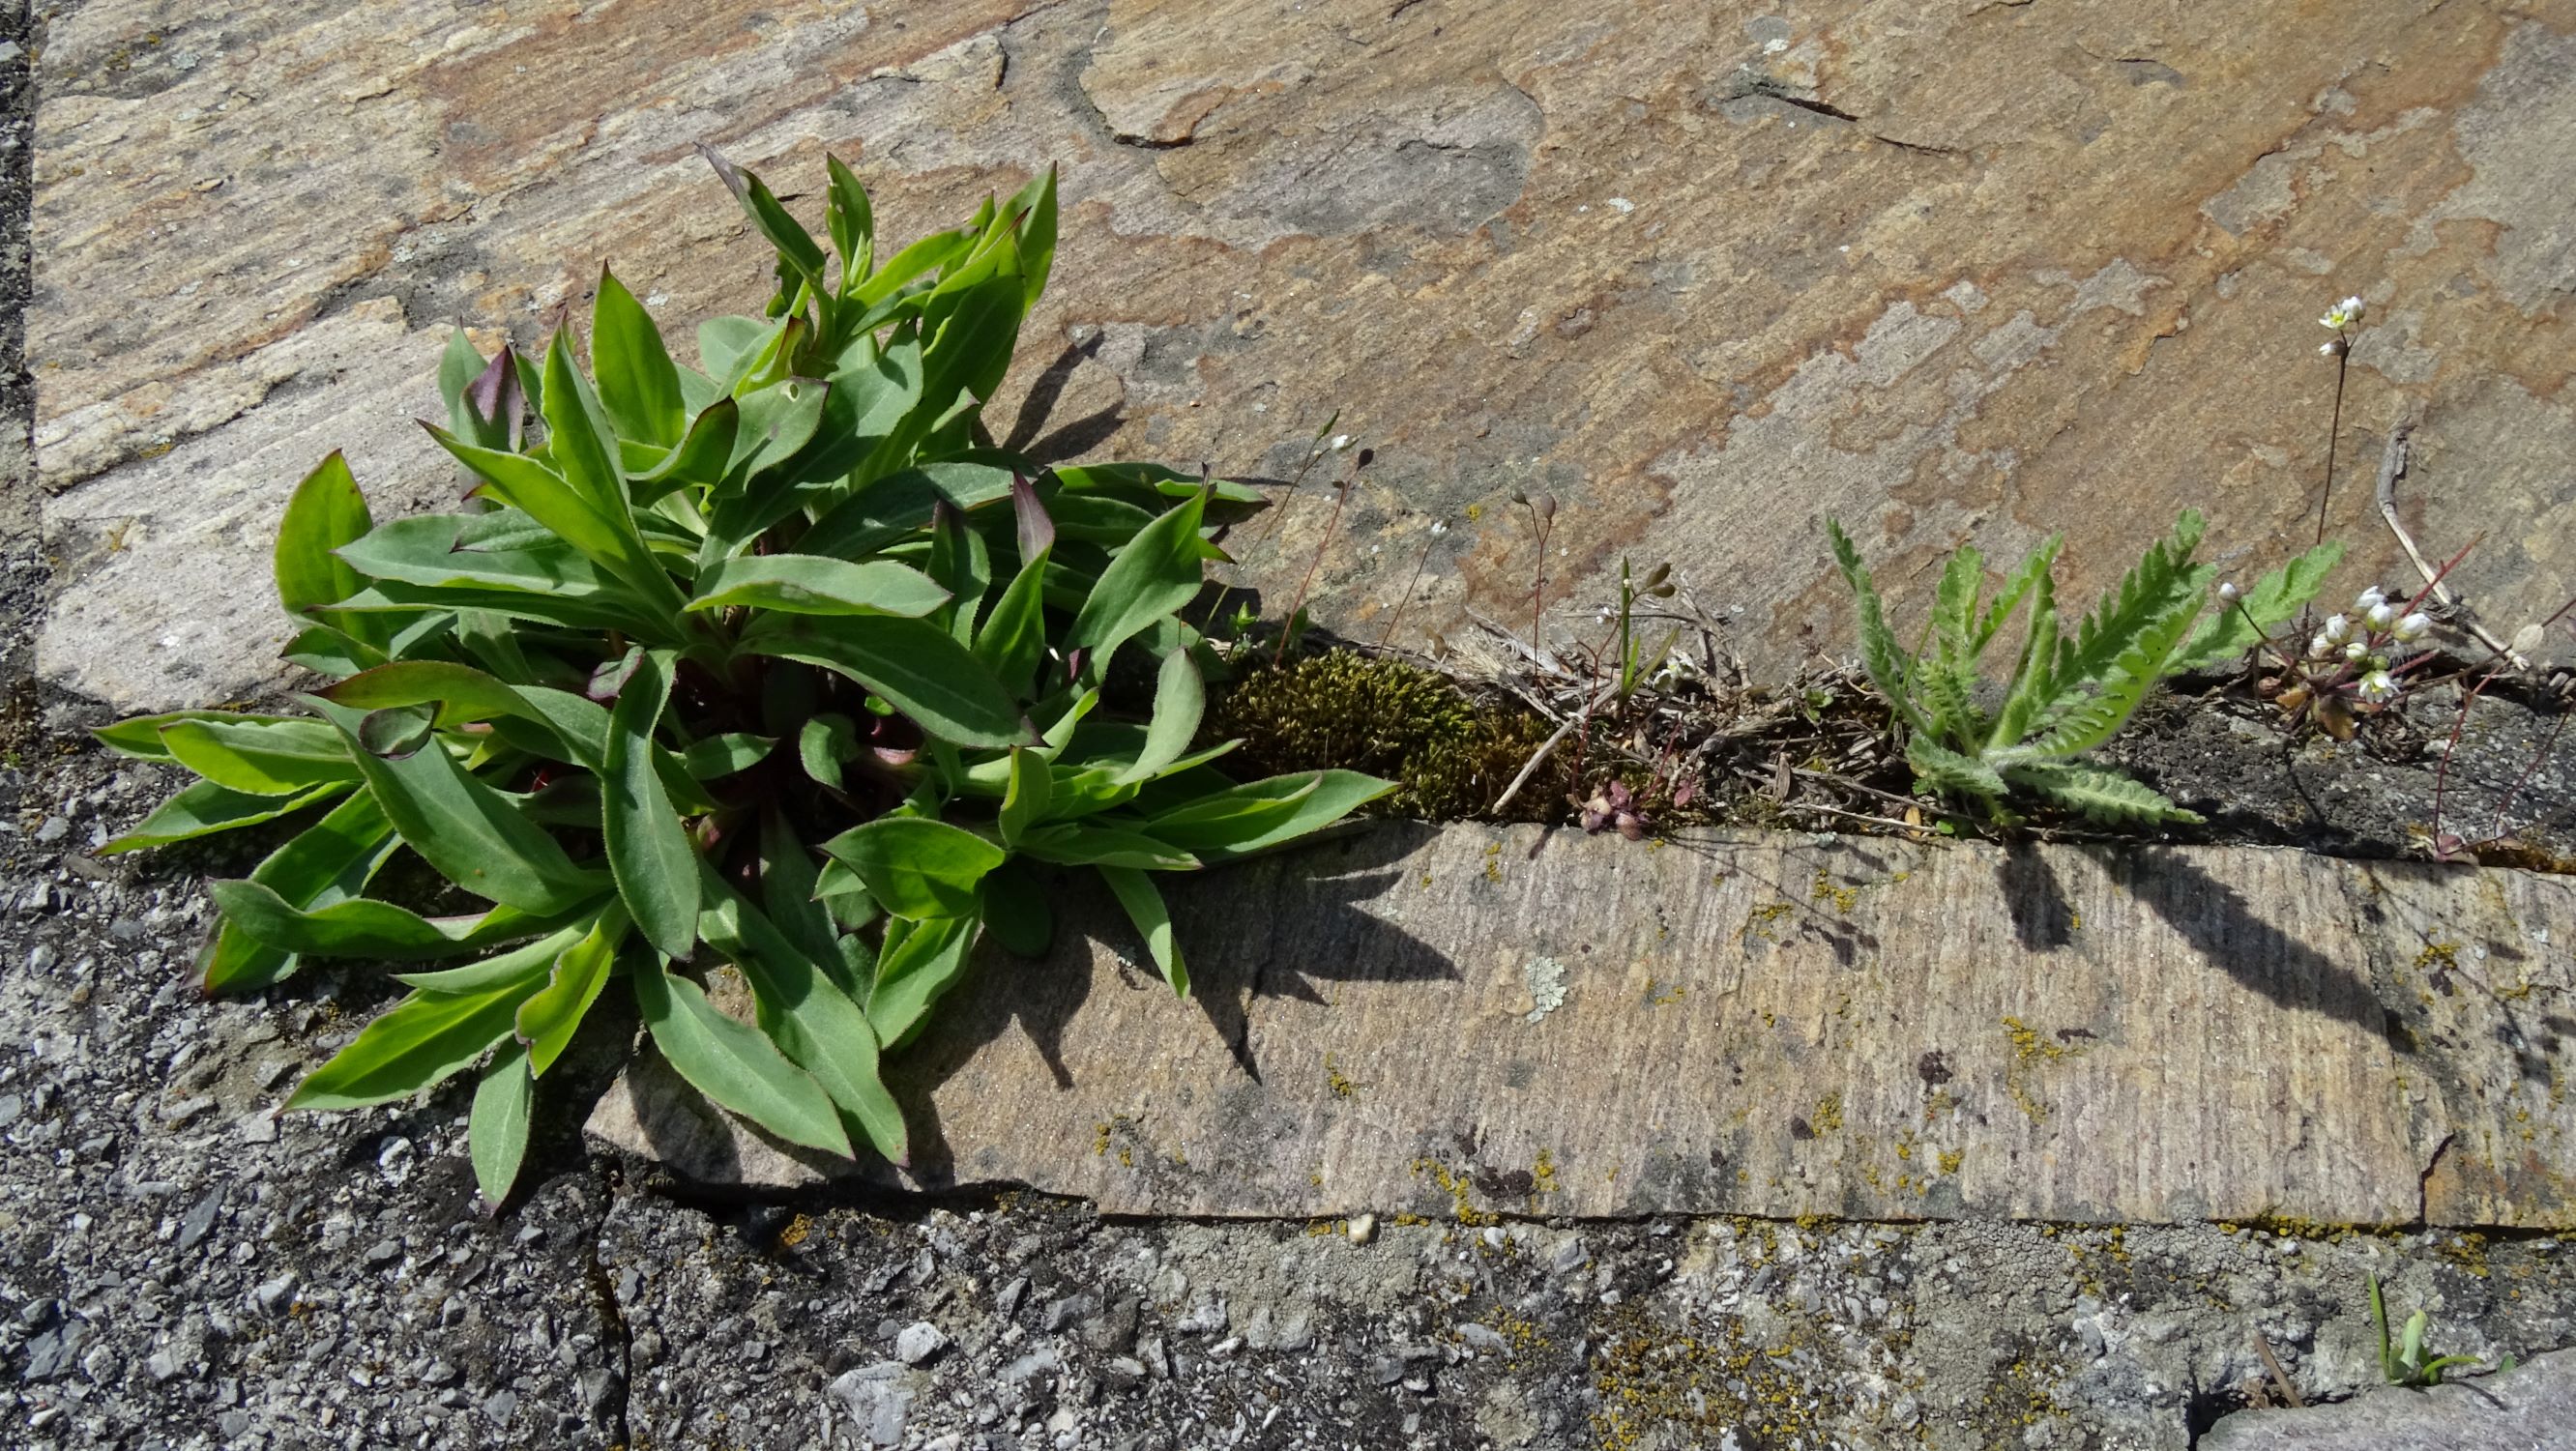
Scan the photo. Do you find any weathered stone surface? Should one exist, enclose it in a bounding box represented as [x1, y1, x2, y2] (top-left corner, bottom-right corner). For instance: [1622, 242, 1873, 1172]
[587, 825, 2576, 1226]
[2199, 1348, 2576, 1450]
[33, 0, 2576, 710]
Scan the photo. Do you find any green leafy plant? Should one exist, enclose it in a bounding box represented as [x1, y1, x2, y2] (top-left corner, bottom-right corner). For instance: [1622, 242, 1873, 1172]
[1826, 510, 2339, 824]
[97, 152, 1390, 1204]
[2369, 1274, 2485, 1386]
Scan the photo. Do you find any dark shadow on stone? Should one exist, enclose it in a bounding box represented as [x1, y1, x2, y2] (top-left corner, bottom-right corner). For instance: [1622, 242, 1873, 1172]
[886, 822, 1457, 1189]
[1000, 333, 1103, 455]
[2087, 846, 2382, 1034]
[1999, 841, 2076, 951]
[1023, 400, 1129, 467]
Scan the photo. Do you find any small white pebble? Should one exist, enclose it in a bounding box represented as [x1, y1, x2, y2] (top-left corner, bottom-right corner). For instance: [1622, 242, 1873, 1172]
[1348, 1214, 1378, 1245]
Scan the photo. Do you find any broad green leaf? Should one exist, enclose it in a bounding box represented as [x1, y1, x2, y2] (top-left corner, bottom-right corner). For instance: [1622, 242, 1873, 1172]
[199, 789, 402, 994]
[701, 145, 829, 291]
[798, 460, 1015, 560]
[424, 428, 685, 625]
[1100, 865, 1186, 996]
[438, 330, 487, 431]
[309, 697, 604, 914]
[975, 560, 1051, 702]
[515, 905, 626, 1075]
[633, 955, 852, 1158]
[1148, 769, 1391, 862]
[469, 1043, 534, 1208]
[209, 877, 591, 960]
[603, 650, 700, 960]
[1144, 772, 1322, 848]
[274, 451, 373, 625]
[631, 397, 740, 505]
[826, 155, 876, 287]
[96, 711, 309, 764]
[1115, 649, 1204, 785]
[980, 861, 1053, 957]
[998, 747, 1051, 847]
[159, 718, 362, 796]
[851, 225, 978, 307]
[698, 879, 908, 1165]
[866, 913, 978, 1051]
[683, 732, 775, 780]
[1016, 823, 1197, 871]
[99, 778, 346, 855]
[286, 975, 544, 1112]
[324, 660, 591, 759]
[392, 922, 592, 991]
[699, 315, 779, 393]
[925, 502, 992, 645]
[688, 556, 949, 618]
[1007, 165, 1057, 309]
[337, 512, 665, 637]
[817, 816, 1005, 919]
[1051, 461, 1264, 507]
[799, 713, 856, 791]
[741, 614, 1030, 749]
[281, 624, 390, 681]
[757, 807, 847, 986]
[592, 266, 685, 449]
[1068, 486, 1214, 667]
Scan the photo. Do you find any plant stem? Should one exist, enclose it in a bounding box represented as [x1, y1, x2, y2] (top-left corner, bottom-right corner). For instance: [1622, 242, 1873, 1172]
[1377, 532, 1441, 650]
[2317, 338, 2350, 548]
[1277, 452, 1365, 666]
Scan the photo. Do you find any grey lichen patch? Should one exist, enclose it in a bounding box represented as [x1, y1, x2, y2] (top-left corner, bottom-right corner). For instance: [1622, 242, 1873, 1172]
[1523, 956, 1567, 1024]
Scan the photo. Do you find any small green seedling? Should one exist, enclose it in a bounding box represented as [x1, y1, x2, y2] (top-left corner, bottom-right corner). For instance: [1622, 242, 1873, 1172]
[2370, 1274, 2485, 1387]
[1827, 509, 2338, 824]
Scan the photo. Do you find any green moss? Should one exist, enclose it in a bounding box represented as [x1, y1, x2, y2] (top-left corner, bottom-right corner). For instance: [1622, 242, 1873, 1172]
[1210, 652, 1567, 821]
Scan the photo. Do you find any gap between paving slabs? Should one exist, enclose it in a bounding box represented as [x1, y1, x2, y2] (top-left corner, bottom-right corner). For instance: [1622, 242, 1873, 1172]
[586, 822, 2576, 1230]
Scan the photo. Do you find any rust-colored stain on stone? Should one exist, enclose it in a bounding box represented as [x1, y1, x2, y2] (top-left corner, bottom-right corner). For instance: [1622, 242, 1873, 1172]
[29, 0, 2576, 711]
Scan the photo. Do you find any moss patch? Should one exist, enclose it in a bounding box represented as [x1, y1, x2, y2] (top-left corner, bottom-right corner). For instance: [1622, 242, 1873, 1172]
[1211, 652, 1569, 821]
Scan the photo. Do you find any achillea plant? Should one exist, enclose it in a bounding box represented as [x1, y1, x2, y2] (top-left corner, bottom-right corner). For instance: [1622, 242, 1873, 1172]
[1828, 510, 2339, 825]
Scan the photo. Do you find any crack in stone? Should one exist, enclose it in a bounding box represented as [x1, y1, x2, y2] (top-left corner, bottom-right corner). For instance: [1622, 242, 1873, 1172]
[581, 1163, 636, 1447]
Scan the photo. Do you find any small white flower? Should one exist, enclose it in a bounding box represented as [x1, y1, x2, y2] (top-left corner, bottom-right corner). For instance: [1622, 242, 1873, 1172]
[2356, 669, 2398, 705]
[2365, 602, 2397, 631]
[1428, 521, 1449, 537]
[2356, 585, 2386, 610]
[2321, 296, 2365, 330]
[2393, 612, 2431, 642]
[2309, 634, 2334, 660]
[2216, 581, 2240, 603]
[1329, 433, 1353, 451]
[2344, 640, 2369, 662]
[2322, 614, 2353, 646]
[1596, 606, 1614, 624]
[2320, 340, 2343, 357]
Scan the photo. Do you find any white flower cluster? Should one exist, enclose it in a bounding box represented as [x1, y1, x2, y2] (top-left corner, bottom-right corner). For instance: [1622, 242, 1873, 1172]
[2301, 584, 2426, 706]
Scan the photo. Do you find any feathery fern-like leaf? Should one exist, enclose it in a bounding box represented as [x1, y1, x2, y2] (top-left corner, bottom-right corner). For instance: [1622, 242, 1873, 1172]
[1827, 521, 1932, 739]
[2056, 510, 2208, 689]
[2172, 540, 2344, 674]
[1906, 734, 2007, 802]
[1922, 545, 1988, 746]
[1985, 566, 2060, 752]
[1974, 537, 2063, 655]
[2003, 762, 2200, 824]
[2012, 581, 2208, 762]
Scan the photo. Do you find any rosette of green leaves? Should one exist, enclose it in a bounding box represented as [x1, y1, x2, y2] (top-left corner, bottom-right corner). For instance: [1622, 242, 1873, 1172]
[1827, 509, 2339, 824]
[97, 152, 1390, 1207]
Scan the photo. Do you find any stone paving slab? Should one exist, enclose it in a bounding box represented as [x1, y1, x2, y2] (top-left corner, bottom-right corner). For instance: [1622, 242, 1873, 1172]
[588, 825, 2576, 1227]
[2200, 1347, 2576, 1450]
[32, 0, 2576, 712]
